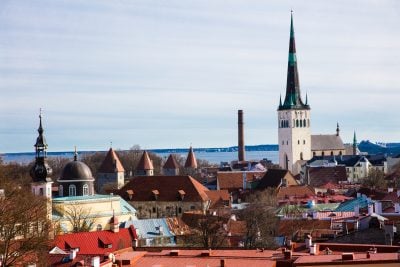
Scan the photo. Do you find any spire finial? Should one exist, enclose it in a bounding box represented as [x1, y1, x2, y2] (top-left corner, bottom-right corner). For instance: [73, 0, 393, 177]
[279, 94, 282, 107]
[74, 146, 78, 161]
[305, 93, 308, 105]
[336, 122, 340, 136]
[110, 141, 113, 148]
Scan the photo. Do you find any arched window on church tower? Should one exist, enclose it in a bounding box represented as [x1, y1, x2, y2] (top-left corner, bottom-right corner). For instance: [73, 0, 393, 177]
[296, 120, 299, 127]
[300, 120, 303, 127]
[303, 119, 306, 127]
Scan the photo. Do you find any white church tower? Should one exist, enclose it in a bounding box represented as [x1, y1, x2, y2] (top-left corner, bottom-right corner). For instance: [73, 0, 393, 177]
[278, 12, 311, 174]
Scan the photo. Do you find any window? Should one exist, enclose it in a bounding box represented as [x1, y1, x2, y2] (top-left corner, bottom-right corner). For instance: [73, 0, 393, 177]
[59, 185, 63, 197]
[152, 207, 156, 213]
[83, 184, 89, 196]
[298, 140, 300, 145]
[300, 152, 303, 160]
[330, 151, 334, 156]
[296, 120, 299, 127]
[39, 188, 44, 196]
[303, 119, 306, 127]
[313, 152, 316, 157]
[303, 140, 306, 145]
[300, 120, 303, 127]
[69, 185, 76, 196]
[178, 207, 182, 213]
[339, 151, 343, 156]
[321, 152, 325, 157]
[286, 141, 289, 145]
[190, 206, 195, 210]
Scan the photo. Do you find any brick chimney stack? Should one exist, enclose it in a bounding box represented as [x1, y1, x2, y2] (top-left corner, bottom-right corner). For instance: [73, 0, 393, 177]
[238, 110, 245, 162]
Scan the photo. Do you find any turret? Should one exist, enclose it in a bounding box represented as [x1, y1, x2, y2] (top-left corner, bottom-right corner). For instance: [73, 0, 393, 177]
[135, 151, 154, 176]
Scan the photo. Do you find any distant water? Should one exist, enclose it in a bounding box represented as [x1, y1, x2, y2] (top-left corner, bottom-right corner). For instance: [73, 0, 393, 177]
[2, 150, 278, 165]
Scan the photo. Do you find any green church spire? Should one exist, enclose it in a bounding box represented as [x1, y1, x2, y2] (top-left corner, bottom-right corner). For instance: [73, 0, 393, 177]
[279, 11, 309, 111]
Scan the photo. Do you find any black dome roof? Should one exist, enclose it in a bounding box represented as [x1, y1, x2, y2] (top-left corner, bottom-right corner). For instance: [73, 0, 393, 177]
[59, 160, 94, 181]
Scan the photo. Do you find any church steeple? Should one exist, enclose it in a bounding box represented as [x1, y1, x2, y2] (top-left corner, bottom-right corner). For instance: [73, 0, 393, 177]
[30, 111, 53, 183]
[353, 131, 358, 155]
[279, 11, 309, 110]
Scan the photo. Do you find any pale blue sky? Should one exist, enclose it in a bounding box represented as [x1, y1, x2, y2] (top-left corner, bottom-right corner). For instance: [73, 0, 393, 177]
[1, 0, 399, 152]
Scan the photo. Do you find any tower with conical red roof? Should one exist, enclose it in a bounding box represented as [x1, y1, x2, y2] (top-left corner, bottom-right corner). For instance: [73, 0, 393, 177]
[97, 147, 125, 193]
[135, 150, 154, 176]
[163, 154, 180, 176]
[278, 12, 311, 174]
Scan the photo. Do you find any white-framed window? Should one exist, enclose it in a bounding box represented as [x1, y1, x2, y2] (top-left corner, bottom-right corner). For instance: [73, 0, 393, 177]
[59, 185, 63, 197]
[69, 184, 76, 196]
[83, 184, 89, 196]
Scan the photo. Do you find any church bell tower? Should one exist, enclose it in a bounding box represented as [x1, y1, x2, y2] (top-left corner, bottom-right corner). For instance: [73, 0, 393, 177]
[30, 111, 53, 219]
[278, 12, 311, 174]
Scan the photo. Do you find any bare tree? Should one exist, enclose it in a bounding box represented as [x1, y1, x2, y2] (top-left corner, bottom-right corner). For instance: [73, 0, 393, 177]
[239, 188, 278, 249]
[181, 212, 228, 248]
[56, 204, 97, 233]
[362, 168, 386, 189]
[0, 177, 50, 267]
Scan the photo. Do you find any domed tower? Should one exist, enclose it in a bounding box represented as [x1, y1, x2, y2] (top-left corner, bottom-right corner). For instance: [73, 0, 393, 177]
[30, 111, 53, 198]
[57, 148, 95, 197]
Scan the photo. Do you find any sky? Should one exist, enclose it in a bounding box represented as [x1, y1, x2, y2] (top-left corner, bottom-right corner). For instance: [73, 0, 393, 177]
[0, 0, 399, 153]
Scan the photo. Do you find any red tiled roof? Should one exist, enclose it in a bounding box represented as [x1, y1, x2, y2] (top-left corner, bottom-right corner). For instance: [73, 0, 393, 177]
[53, 226, 137, 255]
[136, 150, 154, 170]
[184, 147, 198, 168]
[382, 191, 400, 203]
[277, 185, 316, 200]
[131, 250, 277, 267]
[308, 166, 347, 187]
[217, 171, 265, 190]
[163, 154, 180, 169]
[119, 176, 209, 202]
[205, 190, 230, 209]
[294, 252, 400, 265]
[98, 148, 125, 173]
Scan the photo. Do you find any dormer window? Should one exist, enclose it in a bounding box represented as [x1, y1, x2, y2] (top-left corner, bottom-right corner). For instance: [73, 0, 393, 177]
[178, 190, 186, 201]
[126, 190, 134, 200]
[152, 189, 159, 200]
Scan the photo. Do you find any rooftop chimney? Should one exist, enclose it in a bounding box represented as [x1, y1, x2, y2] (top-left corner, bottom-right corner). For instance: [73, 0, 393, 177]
[238, 110, 245, 162]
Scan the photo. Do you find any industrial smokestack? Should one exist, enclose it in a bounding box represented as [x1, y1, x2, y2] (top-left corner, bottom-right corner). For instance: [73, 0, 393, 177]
[238, 110, 245, 161]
